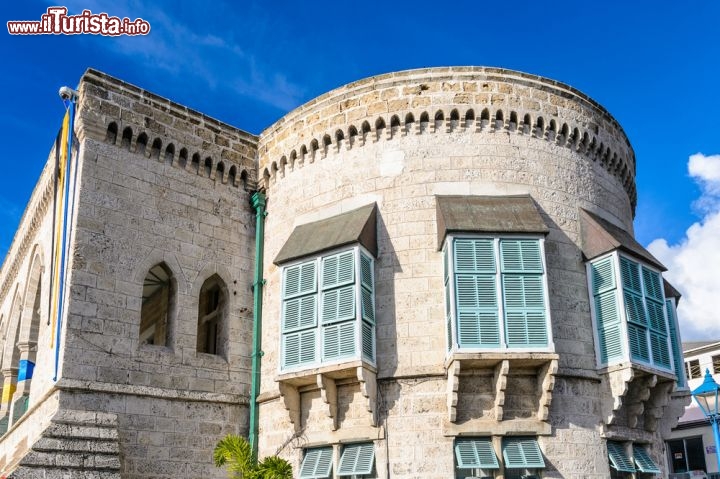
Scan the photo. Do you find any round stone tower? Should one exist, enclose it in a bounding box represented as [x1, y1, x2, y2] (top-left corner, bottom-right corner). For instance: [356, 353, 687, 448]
[255, 67, 686, 479]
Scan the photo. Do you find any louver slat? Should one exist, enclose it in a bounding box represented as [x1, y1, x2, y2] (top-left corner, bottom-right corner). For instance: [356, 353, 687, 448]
[641, 267, 664, 302]
[620, 257, 642, 293]
[322, 251, 354, 289]
[323, 321, 355, 360]
[284, 261, 317, 298]
[322, 286, 355, 324]
[502, 438, 545, 469]
[595, 291, 624, 363]
[299, 447, 333, 479]
[627, 324, 650, 362]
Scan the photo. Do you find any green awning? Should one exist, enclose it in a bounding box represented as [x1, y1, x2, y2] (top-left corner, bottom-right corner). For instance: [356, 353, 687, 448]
[436, 195, 549, 250]
[274, 203, 377, 264]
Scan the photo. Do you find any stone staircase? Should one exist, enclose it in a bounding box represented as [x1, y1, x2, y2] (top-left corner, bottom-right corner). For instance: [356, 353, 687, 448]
[6, 410, 121, 478]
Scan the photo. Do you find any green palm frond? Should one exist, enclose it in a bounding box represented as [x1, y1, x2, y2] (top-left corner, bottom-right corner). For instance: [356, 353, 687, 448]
[256, 455, 293, 479]
[213, 434, 257, 478]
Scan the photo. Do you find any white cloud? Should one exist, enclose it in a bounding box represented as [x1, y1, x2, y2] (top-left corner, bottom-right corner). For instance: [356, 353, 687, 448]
[648, 153, 720, 339]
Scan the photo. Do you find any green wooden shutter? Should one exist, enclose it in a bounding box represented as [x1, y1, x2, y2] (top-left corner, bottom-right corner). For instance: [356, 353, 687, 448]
[283, 296, 316, 332]
[284, 261, 317, 298]
[500, 240, 548, 348]
[283, 330, 316, 367]
[619, 257, 642, 293]
[323, 321, 355, 360]
[623, 291, 647, 326]
[338, 443, 374, 476]
[641, 267, 664, 302]
[646, 300, 666, 332]
[591, 257, 624, 364]
[360, 253, 374, 323]
[633, 446, 661, 473]
[322, 251, 355, 289]
[627, 323, 650, 362]
[500, 239, 543, 273]
[455, 239, 496, 273]
[299, 447, 333, 478]
[607, 442, 636, 473]
[502, 438, 545, 469]
[361, 321, 374, 360]
[591, 256, 616, 293]
[455, 438, 499, 469]
[650, 332, 671, 368]
[321, 286, 356, 324]
[666, 300, 686, 387]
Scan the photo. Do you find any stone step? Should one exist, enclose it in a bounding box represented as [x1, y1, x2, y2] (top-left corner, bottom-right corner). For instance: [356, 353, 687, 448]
[8, 466, 122, 479]
[42, 423, 119, 441]
[31, 436, 120, 454]
[50, 410, 118, 427]
[19, 450, 120, 470]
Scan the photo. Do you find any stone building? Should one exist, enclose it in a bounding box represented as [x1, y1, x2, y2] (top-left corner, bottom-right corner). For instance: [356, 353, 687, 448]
[0, 66, 691, 478]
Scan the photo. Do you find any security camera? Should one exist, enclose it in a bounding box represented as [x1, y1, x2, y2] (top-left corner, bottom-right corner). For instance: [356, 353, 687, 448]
[58, 86, 78, 101]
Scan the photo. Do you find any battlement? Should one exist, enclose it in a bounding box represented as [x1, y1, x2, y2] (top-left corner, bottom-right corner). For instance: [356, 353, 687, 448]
[258, 66, 637, 211]
[77, 68, 259, 189]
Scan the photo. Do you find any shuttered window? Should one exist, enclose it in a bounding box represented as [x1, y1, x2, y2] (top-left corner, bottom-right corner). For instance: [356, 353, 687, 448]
[607, 442, 635, 473]
[338, 443, 375, 476]
[502, 437, 545, 469]
[281, 247, 375, 371]
[590, 253, 676, 372]
[299, 447, 333, 479]
[632, 445, 660, 474]
[446, 237, 550, 351]
[455, 438, 499, 469]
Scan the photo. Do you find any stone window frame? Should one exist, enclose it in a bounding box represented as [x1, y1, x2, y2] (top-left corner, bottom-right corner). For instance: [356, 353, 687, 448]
[196, 274, 229, 357]
[139, 262, 176, 349]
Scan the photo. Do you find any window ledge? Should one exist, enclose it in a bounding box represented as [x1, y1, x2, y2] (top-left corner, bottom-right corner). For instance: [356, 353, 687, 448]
[276, 360, 378, 431]
[445, 353, 558, 424]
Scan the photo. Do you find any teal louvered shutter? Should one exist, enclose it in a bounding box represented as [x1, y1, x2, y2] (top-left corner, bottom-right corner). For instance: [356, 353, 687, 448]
[650, 333, 671, 368]
[455, 239, 495, 273]
[502, 438, 545, 469]
[455, 438, 499, 469]
[321, 286, 355, 324]
[591, 257, 624, 364]
[338, 443, 375, 476]
[646, 300, 666, 332]
[502, 275, 547, 347]
[283, 296, 316, 332]
[360, 253, 375, 323]
[299, 447, 333, 479]
[500, 239, 543, 273]
[641, 267, 664, 302]
[283, 330, 316, 367]
[623, 291, 647, 326]
[633, 446, 661, 473]
[607, 442, 636, 473]
[323, 321, 355, 360]
[627, 323, 650, 362]
[619, 257, 642, 293]
[454, 239, 500, 348]
[500, 239, 548, 348]
[666, 300, 686, 387]
[322, 251, 354, 288]
[361, 321, 374, 360]
[284, 261, 316, 298]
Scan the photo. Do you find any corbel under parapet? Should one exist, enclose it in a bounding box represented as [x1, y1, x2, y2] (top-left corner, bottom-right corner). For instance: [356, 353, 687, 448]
[447, 360, 461, 423]
[493, 360, 509, 421]
[626, 374, 656, 428]
[356, 366, 378, 427]
[644, 381, 673, 433]
[537, 359, 558, 421]
[317, 374, 338, 431]
[604, 366, 635, 425]
[278, 382, 301, 433]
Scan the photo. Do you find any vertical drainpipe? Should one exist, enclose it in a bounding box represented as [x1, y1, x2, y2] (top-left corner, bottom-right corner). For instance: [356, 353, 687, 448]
[249, 190, 266, 457]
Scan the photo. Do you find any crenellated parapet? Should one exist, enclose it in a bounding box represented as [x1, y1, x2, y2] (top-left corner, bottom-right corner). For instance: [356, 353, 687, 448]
[77, 68, 259, 190]
[258, 67, 637, 213]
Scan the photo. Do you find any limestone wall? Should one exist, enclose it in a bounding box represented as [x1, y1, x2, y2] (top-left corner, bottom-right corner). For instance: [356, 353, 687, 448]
[255, 67, 641, 478]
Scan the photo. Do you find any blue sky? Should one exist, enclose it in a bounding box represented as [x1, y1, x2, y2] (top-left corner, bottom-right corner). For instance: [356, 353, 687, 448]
[2, 1, 720, 338]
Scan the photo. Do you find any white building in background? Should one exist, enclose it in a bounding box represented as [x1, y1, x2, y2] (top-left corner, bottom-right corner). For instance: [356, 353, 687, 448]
[667, 341, 720, 478]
